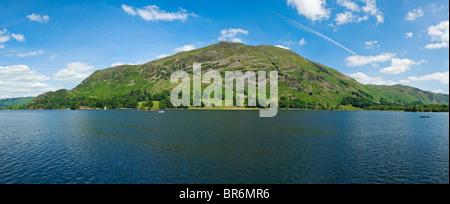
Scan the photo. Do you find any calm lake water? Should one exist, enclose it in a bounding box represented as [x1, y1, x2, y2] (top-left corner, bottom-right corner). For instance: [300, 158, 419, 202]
[0, 110, 448, 184]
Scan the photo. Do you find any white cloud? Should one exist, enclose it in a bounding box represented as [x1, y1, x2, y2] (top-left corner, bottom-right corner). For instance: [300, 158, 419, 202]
[173, 44, 196, 52]
[0, 65, 55, 98]
[406, 32, 414, 38]
[361, 0, 384, 24]
[218, 28, 249, 43]
[155, 44, 197, 59]
[0, 37, 8, 44]
[111, 62, 125, 67]
[157, 54, 170, 59]
[110, 62, 139, 67]
[375, 14, 384, 24]
[405, 8, 424, 21]
[121, 5, 136, 15]
[121, 4, 197, 22]
[50, 54, 58, 60]
[0, 29, 10, 44]
[434, 89, 444, 94]
[287, 0, 330, 21]
[54, 62, 95, 83]
[380, 58, 422, 75]
[334, 0, 383, 26]
[365, 40, 379, 49]
[275, 45, 290, 50]
[0, 29, 26, 47]
[17, 50, 44, 58]
[337, 0, 360, 12]
[407, 71, 449, 85]
[361, 0, 377, 15]
[27, 13, 50, 23]
[349, 72, 397, 85]
[0, 29, 7, 36]
[425, 42, 449, 49]
[334, 11, 368, 25]
[11, 33, 25, 42]
[335, 11, 355, 25]
[345, 53, 396, 67]
[299, 38, 306, 46]
[425, 20, 449, 49]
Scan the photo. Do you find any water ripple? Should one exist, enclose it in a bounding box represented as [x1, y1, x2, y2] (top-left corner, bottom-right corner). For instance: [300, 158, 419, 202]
[0, 110, 448, 184]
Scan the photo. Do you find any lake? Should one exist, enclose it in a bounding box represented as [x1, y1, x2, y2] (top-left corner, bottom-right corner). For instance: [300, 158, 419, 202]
[0, 110, 448, 184]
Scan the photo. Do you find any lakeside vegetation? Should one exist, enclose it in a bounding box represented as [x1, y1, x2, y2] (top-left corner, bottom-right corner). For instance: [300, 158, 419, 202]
[0, 97, 34, 110]
[7, 88, 448, 113]
[279, 95, 449, 112]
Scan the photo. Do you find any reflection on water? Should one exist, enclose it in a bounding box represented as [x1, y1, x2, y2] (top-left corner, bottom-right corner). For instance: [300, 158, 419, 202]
[0, 110, 448, 184]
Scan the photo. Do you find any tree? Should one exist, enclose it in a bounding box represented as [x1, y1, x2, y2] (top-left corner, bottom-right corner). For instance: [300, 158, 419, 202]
[143, 101, 154, 109]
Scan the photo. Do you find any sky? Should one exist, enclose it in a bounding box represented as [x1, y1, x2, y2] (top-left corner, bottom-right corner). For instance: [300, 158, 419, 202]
[0, 0, 449, 99]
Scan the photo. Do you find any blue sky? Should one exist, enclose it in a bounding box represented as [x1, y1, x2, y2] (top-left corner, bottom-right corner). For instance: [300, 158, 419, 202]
[0, 0, 449, 98]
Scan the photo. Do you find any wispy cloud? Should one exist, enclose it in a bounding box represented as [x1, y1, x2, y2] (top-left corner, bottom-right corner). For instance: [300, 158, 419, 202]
[333, 0, 384, 27]
[345, 53, 395, 67]
[121, 4, 197, 22]
[157, 54, 170, 59]
[0, 29, 25, 48]
[275, 45, 290, 50]
[17, 50, 44, 58]
[27, 13, 50, 23]
[271, 10, 358, 56]
[54, 62, 95, 83]
[173, 44, 196, 52]
[337, 0, 360, 12]
[218, 28, 249, 43]
[11, 33, 25, 42]
[299, 38, 306, 46]
[335, 11, 368, 25]
[406, 71, 449, 85]
[349, 72, 397, 85]
[0, 65, 55, 98]
[405, 8, 424, 21]
[365, 41, 379, 49]
[0, 29, 10, 44]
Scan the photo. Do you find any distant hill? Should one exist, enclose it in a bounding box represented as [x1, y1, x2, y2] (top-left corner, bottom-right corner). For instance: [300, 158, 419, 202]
[27, 42, 449, 110]
[0, 97, 34, 109]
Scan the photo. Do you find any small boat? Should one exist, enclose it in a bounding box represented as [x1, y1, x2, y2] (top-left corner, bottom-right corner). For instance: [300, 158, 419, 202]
[158, 110, 165, 114]
[104, 106, 107, 110]
[420, 116, 431, 118]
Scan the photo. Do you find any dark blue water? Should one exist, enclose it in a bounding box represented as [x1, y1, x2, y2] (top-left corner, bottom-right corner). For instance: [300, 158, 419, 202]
[0, 110, 448, 184]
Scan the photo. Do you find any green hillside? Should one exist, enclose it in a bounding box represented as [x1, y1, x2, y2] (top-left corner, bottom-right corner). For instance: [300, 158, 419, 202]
[26, 42, 449, 110]
[0, 97, 34, 109]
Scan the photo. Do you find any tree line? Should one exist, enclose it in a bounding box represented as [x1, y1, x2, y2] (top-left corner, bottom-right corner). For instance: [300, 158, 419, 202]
[7, 89, 450, 112]
[20, 89, 177, 110]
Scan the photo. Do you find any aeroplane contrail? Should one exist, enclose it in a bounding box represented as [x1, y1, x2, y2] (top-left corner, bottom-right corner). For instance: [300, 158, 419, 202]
[270, 10, 358, 56]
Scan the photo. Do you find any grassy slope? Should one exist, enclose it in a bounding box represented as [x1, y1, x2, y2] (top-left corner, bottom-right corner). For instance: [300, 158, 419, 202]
[365, 84, 449, 104]
[0, 97, 34, 109]
[28, 42, 449, 109]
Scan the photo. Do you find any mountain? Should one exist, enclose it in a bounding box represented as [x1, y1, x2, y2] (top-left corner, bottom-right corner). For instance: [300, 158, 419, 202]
[27, 42, 449, 110]
[0, 97, 34, 109]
